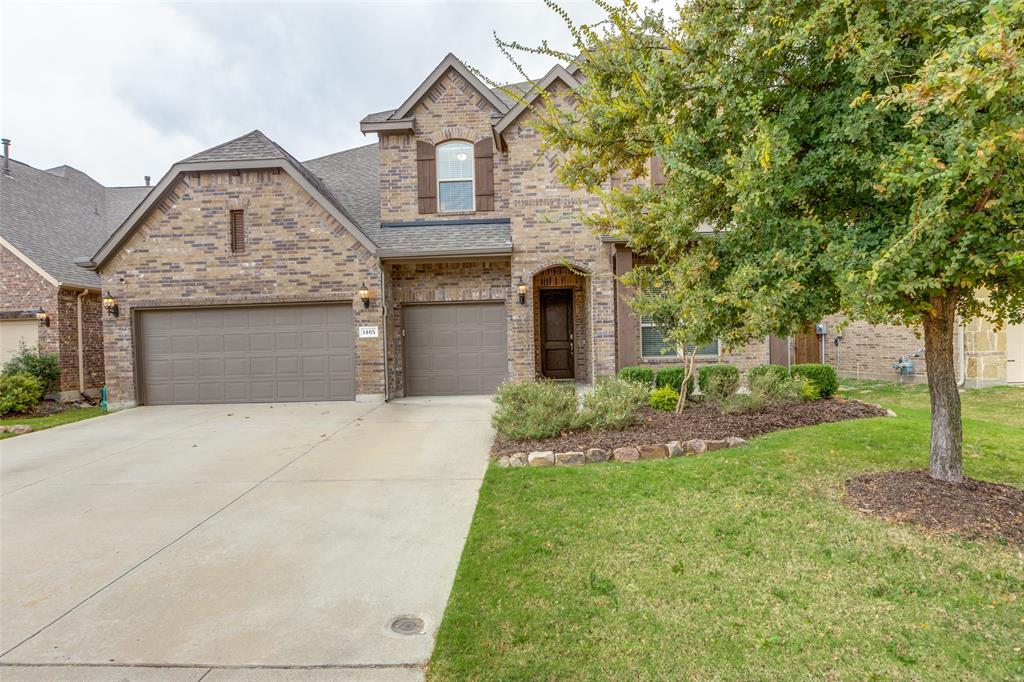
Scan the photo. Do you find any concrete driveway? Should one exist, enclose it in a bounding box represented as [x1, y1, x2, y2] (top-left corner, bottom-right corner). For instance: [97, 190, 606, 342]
[0, 397, 493, 681]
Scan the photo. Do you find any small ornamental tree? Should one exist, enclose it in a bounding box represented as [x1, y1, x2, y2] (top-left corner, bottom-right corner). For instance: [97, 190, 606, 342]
[499, 0, 1024, 481]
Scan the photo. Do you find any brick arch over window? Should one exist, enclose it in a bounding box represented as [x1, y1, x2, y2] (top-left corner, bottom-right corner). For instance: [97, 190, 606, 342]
[428, 127, 478, 145]
[530, 260, 592, 277]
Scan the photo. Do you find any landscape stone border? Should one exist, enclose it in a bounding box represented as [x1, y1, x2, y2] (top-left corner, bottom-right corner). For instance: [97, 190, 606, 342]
[498, 436, 748, 468]
[0, 425, 33, 435]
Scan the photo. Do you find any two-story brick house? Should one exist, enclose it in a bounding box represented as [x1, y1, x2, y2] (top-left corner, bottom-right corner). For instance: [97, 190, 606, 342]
[77, 54, 1022, 408]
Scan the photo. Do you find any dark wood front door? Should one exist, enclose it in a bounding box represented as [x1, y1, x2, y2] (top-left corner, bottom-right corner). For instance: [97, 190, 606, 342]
[540, 289, 574, 379]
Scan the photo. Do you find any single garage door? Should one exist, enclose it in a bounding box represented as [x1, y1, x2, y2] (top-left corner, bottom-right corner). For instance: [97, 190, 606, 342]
[404, 302, 507, 396]
[138, 304, 354, 405]
[0, 319, 38, 363]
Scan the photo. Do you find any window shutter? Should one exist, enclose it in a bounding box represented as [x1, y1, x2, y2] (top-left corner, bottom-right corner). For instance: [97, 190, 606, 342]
[229, 210, 245, 253]
[650, 156, 666, 186]
[474, 138, 494, 212]
[416, 140, 437, 214]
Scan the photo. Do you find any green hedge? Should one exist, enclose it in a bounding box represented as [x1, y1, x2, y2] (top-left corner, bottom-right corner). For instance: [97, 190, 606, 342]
[0, 372, 44, 415]
[648, 386, 679, 411]
[491, 380, 577, 439]
[747, 364, 788, 386]
[698, 364, 740, 401]
[790, 363, 839, 398]
[618, 365, 654, 386]
[655, 366, 695, 396]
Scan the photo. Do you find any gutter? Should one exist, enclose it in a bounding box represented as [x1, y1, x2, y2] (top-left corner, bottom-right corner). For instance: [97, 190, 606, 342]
[379, 266, 390, 402]
[957, 320, 966, 387]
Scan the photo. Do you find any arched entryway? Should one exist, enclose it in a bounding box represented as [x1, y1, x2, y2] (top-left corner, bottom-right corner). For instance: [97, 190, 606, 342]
[532, 264, 590, 381]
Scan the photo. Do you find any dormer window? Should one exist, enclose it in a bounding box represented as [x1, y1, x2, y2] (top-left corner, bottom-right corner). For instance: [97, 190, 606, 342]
[436, 141, 475, 212]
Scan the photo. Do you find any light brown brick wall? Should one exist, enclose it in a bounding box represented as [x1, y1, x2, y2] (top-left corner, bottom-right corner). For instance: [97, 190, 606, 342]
[819, 315, 929, 382]
[97, 169, 382, 408]
[1, 246, 57, 358]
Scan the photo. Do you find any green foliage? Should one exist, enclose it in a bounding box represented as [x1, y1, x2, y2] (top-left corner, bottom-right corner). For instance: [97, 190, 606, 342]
[648, 386, 679, 411]
[790, 374, 821, 401]
[747, 364, 788, 387]
[655, 366, 694, 396]
[749, 371, 798, 404]
[618, 365, 654, 386]
[576, 377, 650, 431]
[491, 380, 577, 439]
[717, 393, 767, 415]
[790, 364, 839, 398]
[698, 364, 740, 402]
[0, 372, 44, 415]
[2, 343, 60, 393]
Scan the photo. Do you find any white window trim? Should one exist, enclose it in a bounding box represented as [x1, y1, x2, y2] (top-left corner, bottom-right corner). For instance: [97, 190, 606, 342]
[436, 141, 475, 213]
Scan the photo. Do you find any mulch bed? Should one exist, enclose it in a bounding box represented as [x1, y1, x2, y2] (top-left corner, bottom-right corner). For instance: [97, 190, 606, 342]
[6, 399, 91, 419]
[845, 470, 1024, 546]
[491, 397, 887, 456]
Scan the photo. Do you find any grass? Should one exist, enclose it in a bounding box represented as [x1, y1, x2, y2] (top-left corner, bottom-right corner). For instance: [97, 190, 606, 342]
[429, 382, 1024, 681]
[0, 406, 105, 439]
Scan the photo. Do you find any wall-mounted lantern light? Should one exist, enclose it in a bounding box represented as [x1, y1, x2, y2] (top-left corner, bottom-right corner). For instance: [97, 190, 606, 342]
[517, 277, 527, 305]
[102, 292, 119, 317]
[358, 283, 370, 309]
[35, 309, 50, 326]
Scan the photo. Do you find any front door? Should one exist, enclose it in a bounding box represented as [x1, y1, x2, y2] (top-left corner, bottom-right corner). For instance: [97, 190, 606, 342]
[540, 289, 574, 379]
[794, 330, 821, 364]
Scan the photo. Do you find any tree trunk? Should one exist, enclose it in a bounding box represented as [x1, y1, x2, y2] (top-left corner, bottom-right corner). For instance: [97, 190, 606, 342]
[922, 294, 963, 483]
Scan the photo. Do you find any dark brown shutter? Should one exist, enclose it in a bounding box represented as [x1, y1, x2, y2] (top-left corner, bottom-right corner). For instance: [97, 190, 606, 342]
[416, 140, 437, 214]
[230, 210, 245, 253]
[650, 156, 666, 186]
[474, 138, 495, 212]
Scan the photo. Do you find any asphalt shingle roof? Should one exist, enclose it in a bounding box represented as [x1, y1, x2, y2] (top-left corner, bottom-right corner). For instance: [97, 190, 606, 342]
[0, 160, 149, 288]
[375, 219, 512, 257]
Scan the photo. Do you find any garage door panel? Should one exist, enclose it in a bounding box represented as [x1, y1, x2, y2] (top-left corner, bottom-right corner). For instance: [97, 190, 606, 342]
[404, 303, 507, 396]
[139, 304, 355, 404]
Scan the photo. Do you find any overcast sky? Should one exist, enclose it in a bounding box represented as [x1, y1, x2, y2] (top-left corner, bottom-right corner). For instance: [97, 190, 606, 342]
[0, 1, 609, 187]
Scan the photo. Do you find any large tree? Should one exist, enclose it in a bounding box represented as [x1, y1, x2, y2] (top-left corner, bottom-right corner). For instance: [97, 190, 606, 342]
[506, 0, 1024, 481]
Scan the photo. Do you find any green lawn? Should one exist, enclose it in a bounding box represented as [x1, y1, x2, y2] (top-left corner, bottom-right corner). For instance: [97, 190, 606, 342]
[430, 382, 1024, 681]
[0, 406, 105, 439]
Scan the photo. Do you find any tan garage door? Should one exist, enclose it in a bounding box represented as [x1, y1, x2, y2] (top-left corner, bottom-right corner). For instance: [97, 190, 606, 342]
[0, 319, 38, 363]
[404, 303, 507, 396]
[1007, 323, 1024, 384]
[138, 304, 354, 405]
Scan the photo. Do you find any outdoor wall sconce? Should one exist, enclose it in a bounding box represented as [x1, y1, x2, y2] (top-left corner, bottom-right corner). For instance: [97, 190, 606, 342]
[102, 292, 119, 318]
[358, 284, 370, 309]
[517, 277, 527, 305]
[35, 309, 50, 326]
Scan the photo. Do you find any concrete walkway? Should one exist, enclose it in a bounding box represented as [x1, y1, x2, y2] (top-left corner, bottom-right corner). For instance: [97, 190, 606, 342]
[0, 397, 493, 681]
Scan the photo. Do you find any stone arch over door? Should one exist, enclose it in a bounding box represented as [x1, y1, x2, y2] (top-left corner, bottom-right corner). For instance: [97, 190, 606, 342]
[532, 263, 591, 381]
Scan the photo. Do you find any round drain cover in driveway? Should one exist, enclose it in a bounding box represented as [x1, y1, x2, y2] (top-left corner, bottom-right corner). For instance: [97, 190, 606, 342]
[390, 616, 425, 635]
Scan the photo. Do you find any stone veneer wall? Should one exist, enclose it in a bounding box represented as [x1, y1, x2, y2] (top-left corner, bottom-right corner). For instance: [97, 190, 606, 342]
[963, 316, 1008, 387]
[383, 259, 512, 397]
[97, 169, 382, 408]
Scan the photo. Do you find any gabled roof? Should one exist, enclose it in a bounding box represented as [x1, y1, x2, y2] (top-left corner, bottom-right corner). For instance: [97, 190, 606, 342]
[493, 65, 580, 141]
[0, 159, 149, 289]
[87, 131, 378, 269]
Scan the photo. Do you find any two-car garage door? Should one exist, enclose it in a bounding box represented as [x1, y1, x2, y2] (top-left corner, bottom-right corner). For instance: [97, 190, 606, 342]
[138, 304, 354, 405]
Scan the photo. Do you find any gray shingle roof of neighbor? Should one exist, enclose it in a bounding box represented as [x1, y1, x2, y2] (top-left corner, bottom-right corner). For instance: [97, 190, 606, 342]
[0, 159, 149, 289]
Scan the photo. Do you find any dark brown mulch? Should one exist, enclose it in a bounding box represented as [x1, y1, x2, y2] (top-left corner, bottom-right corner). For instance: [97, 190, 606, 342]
[491, 397, 886, 456]
[845, 470, 1024, 546]
[7, 399, 89, 419]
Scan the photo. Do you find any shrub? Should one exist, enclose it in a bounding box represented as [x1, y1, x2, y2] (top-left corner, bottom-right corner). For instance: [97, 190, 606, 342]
[790, 363, 838, 398]
[747, 364, 787, 387]
[0, 372, 44, 415]
[491, 380, 577, 439]
[790, 374, 821, 401]
[618, 365, 654, 386]
[2, 343, 60, 393]
[655, 366, 695, 396]
[648, 386, 679, 411]
[576, 377, 649, 431]
[698, 364, 740, 402]
[717, 393, 766, 415]
[749, 370, 801, 404]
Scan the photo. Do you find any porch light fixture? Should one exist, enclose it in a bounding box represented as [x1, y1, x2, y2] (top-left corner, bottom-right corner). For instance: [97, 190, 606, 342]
[516, 277, 527, 305]
[34, 309, 50, 326]
[358, 283, 370, 309]
[102, 292, 119, 318]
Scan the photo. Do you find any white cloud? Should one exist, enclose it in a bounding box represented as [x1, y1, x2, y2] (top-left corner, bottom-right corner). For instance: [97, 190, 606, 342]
[1, 0, 608, 186]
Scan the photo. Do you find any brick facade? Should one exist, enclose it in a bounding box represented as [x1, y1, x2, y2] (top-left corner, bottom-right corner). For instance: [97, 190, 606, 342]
[97, 169, 382, 408]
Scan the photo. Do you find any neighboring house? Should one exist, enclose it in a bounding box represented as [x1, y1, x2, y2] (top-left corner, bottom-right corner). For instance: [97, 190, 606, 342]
[0, 143, 149, 398]
[72, 54, 1021, 408]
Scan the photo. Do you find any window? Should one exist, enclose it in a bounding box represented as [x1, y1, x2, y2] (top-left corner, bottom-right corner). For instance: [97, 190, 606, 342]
[230, 210, 245, 253]
[436, 141, 474, 212]
[638, 286, 719, 358]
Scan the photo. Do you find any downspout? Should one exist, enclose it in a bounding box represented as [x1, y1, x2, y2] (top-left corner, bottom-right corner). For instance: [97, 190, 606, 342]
[379, 265, 390, 402]
[76, 289, 88, 393]
[956, 318, 966, 387]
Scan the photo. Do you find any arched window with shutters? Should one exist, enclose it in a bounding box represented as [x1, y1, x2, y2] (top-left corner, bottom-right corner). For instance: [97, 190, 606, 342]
[436, 141, 475, 212]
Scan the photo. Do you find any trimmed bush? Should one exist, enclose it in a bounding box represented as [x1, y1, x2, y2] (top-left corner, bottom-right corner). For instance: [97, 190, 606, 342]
[2, 343, 60, 393]
[747, 364, 787, 387]
[618, 365, 654, 386]
[790, 363, 838, 398]
[0, 372, 44, 415]
[655, 366, 695, 397]
[576, 377, 649, 431]
[698, 364, 740, 402]
[491, 380, 577, 439]
[648, 386, 679, 411]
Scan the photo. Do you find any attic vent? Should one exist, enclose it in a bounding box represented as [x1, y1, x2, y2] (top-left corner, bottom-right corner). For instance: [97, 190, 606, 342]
[230, 210, 245, 253]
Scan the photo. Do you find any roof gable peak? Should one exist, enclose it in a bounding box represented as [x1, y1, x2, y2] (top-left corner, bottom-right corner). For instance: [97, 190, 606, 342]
[391, 53, 510, 121]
